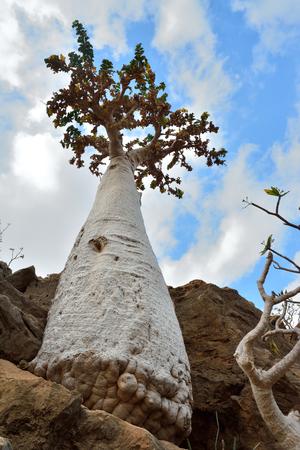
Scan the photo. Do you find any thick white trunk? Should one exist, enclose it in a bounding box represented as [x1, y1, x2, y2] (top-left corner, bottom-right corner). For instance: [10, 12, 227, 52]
[29, 155, 192, 442]
[250, 383, 300, 449]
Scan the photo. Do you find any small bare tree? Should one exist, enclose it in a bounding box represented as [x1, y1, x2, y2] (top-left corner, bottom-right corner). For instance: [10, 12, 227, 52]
[235, 187, 300, 449]
[0, 220, 24, 267]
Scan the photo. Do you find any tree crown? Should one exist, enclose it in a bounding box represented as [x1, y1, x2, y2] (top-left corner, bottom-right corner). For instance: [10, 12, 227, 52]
[45, 20, 226, 198]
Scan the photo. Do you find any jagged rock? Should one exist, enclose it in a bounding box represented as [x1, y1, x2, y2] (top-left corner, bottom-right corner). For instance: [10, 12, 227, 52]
[6, 266, 37, 293]
[0, 280, 46, 322]
[0, 280, 47, 364]
[0, 295, 42, 363]
[24, 273, 60, 319]
[0, 262, 11, 280]
[0, 359, 184, 450]
[172, 280, 300, 450]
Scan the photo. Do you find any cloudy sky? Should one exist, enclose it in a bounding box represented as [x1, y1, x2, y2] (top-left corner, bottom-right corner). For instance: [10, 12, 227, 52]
[1, 0, 299, 309]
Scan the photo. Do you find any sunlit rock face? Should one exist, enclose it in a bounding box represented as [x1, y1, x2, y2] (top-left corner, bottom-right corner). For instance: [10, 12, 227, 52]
[0, 359, 184, 450]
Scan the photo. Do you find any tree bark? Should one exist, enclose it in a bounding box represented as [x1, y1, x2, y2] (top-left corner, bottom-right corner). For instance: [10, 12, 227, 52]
[29, 155, 192, 443]
[249, 383, 300, 449]
[235, 255, 300, 450]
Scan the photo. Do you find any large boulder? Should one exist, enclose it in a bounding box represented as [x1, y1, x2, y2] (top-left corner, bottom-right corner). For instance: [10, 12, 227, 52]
[6, 266, 37, 293]
[171, 280, 300, 450]
[0, 270, 59, 364]
[0, 359, 183, 450]
[0, 295, 42, 362]
[24, 273, 60, 319]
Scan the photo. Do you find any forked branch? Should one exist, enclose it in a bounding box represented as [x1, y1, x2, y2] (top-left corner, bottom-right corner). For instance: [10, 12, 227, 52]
[235, 252, 300, 447]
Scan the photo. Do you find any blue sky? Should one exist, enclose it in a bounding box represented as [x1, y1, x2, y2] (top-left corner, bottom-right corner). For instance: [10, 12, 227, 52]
[0, 0, 299, 310]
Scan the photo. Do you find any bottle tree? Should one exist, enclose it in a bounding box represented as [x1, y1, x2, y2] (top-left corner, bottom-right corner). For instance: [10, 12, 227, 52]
[29, 21, 226, 443]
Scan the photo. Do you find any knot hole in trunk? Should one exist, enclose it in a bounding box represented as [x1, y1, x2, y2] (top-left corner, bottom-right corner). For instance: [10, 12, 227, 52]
[88, 236, 108, 253]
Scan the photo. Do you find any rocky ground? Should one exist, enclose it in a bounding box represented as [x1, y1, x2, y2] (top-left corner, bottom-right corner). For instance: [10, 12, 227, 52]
[0, 262, 299, 449]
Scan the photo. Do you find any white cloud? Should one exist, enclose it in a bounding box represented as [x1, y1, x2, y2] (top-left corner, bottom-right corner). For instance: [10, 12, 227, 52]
[11, 132, 64, 191]
[153, 0, 214, 51]
[0, 1, 26, 87]
[231, 0, 300, 70]
[160, 109, 300, 288]
[28, 101, 48, 123]
[152, 0, 233, 114]
[232, 0, 300, 28]
[0, 0, 148, 275]
[160, 144, 283, 286]
[0, 154, 98, 276]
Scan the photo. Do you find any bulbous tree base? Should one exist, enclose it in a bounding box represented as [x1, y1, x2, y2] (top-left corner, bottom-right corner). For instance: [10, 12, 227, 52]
[29, 351, 192, 442]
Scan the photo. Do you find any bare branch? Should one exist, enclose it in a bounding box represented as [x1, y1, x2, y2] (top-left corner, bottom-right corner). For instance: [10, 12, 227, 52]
[274, 286, 300, 304]
[275, 195, 281, 215]
[114, 102, 140, 130]
[275, 301, 287, 329]
[128, 124, 162, 166]
[273, 262, 300, 274]
[257, 252, 273, 302]
[271, 248, 300, 272]
[263, 327, 300, 340]
[263, 338, 300, 386]
[251, 202, 300, 230]
[8, 247, 24, 267]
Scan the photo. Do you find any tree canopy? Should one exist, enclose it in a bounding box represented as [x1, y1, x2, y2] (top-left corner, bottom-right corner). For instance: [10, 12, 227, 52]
[45, 20, 226, 198]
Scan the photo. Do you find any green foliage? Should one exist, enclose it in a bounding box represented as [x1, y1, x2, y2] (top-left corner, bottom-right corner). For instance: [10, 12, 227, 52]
[100, 59, 114, 75]
[45, 20, 226, 195]
[72, 20, 94, 63]
[264, 186, 289, 197]
[260, 235, 274, 255]
[44, 54, 68, 73]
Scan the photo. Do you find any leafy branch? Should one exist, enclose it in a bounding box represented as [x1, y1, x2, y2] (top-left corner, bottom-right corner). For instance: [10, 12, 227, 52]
[243, 186, 300, 230]
[244, 187, 300, 273]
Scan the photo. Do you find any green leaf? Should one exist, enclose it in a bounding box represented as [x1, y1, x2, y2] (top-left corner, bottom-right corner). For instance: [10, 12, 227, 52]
[100, 59, 114, 75]
[260, 234, 274, 255]
[175, 188, 184, 199]
[44, 54, 68, 73]
[264, 186, 281, 196]
[146, 134, 154, 142]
